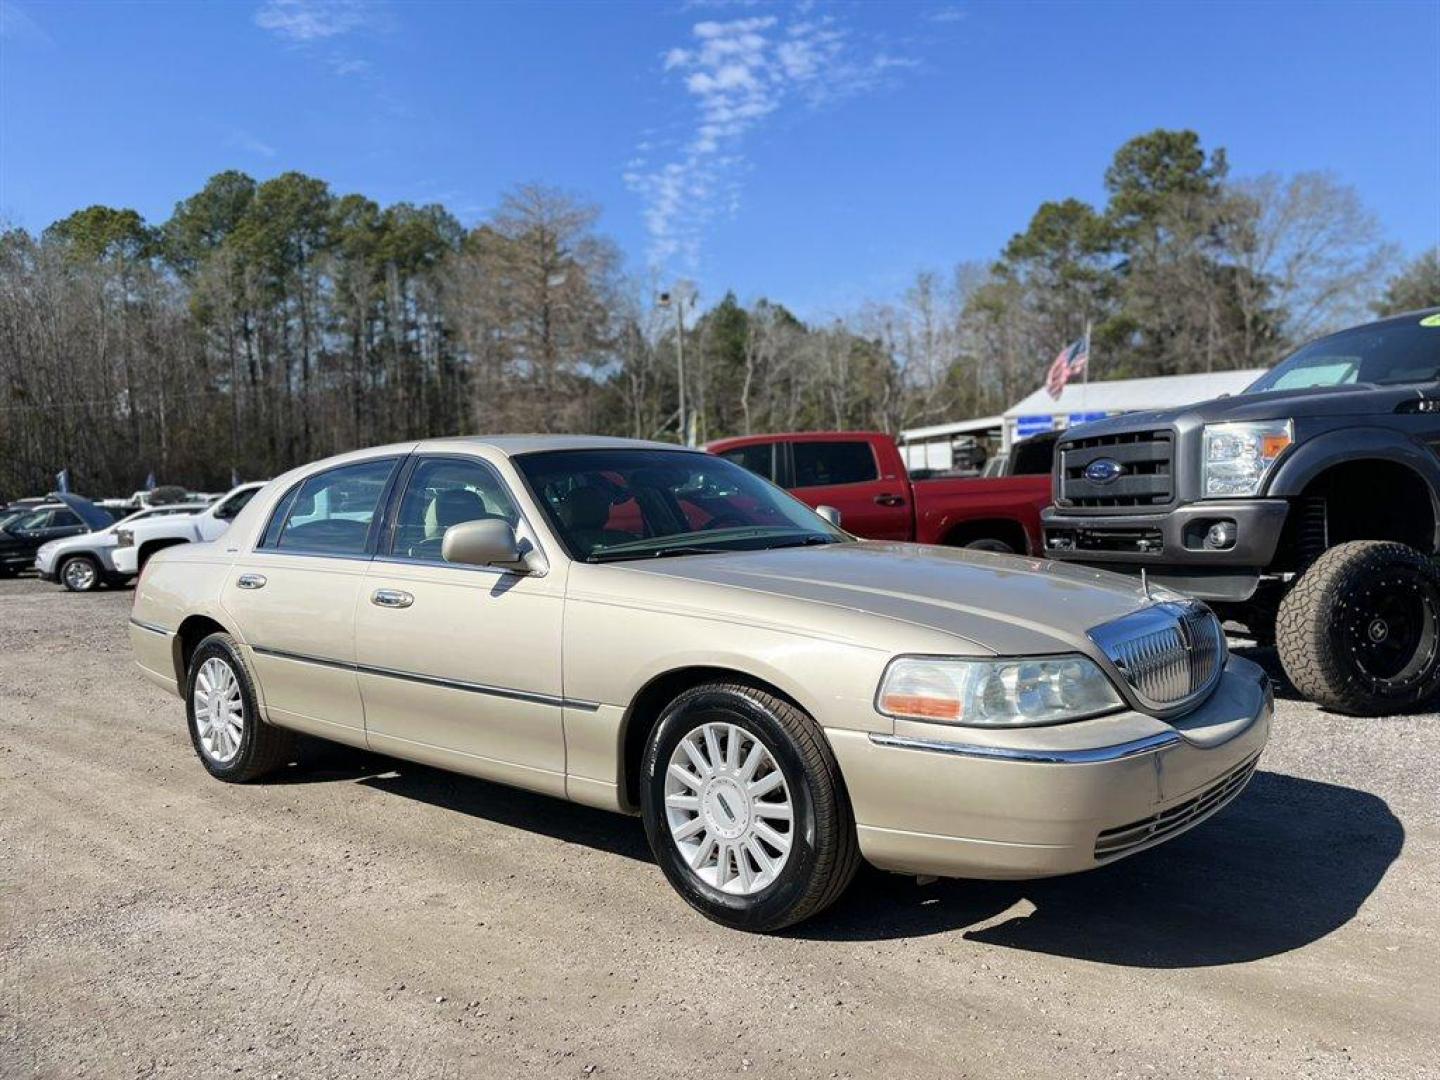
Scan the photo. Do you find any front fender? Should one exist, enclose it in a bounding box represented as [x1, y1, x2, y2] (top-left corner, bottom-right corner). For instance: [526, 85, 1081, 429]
[1265, 427, 1440, 548]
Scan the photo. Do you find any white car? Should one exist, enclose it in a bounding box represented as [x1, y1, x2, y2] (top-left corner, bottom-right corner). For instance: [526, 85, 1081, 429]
[37, 501, 206, 591]
[112, 482, 266, 576]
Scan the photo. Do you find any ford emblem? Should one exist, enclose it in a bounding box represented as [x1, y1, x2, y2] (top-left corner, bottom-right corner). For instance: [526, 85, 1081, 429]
[1084, 458, 1123, 484]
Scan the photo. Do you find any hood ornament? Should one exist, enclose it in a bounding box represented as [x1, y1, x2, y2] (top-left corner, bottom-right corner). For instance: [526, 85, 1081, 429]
[1140, 568, 1152, 600]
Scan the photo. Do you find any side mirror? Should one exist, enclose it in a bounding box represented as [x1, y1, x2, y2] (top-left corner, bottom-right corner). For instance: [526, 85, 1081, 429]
[441, 519, 540, 573]
[815, 505, 842, 528]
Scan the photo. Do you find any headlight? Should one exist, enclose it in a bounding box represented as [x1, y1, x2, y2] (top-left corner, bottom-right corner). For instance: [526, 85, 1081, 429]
[1202, 420, 1292, 498]
[115, 529, 134, 548]
[876, 655, 1123, 727]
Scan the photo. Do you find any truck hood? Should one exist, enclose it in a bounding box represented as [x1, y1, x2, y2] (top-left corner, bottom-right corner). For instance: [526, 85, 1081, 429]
[1069, 383, 1435, 438]
[622, 541, 1158, 656]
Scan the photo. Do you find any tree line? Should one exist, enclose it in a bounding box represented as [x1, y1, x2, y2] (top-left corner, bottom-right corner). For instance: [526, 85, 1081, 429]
[0, 128, 1434, 498]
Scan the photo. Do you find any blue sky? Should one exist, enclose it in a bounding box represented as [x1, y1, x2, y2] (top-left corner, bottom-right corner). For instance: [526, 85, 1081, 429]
[1, 0, 1437, 316]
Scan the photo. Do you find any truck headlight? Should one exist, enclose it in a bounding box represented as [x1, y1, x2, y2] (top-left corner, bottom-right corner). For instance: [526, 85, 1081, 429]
[876, 655, 1123, 727]
[1202, 420, 1292, 498]
[115, 529, 134, 548]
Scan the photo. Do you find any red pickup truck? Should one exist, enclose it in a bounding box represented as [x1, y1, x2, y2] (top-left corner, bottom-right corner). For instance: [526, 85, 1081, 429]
[707, 431, 1055, 554]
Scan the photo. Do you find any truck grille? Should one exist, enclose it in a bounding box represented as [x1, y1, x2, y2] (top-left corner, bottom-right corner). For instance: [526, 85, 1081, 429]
[1088, 601, 1227, 712]
[1058, 430, 1173, 508]
[1094, 753, 1259, 861]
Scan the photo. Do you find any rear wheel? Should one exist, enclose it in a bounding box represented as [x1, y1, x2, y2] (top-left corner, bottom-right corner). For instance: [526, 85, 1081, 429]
[640, 682, 860, 932]
[1277, 540, 1440, 715]
[185, 632, 296, 781]
[60, 554, 101, 592]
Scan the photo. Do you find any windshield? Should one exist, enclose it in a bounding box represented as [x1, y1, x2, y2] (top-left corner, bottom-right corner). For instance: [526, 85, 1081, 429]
[514, 448, 848, 562]
[1247, 315, 1440, 393]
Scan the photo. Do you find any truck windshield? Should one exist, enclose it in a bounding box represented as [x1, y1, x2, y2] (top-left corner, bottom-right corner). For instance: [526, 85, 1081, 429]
[1247, 316, 1440, 393]
[514, 448, 848, 562]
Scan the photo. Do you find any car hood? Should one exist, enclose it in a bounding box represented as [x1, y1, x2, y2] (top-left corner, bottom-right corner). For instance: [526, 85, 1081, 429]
[619, 541, 1159, 656]
[50, 492, 114, 531]
[1067, 383, 1431, 438]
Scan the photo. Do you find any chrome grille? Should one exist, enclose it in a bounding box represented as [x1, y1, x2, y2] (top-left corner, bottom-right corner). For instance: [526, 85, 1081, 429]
[1088, 601, 1227, 712]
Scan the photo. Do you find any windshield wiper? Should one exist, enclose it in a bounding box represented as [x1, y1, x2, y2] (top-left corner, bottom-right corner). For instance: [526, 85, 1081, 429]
[766, 534, 842, 549]
[586, 545, 731, 563]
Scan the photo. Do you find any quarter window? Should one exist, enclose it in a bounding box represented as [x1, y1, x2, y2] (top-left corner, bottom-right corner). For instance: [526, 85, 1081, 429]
[272, 459, 397, 555]
[791, 441, 878, 488]
[215, 486, 259, 521]
[388, 457, 520, 561]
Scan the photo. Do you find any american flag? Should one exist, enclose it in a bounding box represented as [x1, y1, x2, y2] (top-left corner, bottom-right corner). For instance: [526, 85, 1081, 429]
[1045, 333, 1090, 400]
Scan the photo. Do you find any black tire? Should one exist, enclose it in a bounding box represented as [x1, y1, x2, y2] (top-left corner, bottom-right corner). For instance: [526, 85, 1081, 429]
[184, 632, 296, 781]
[59, 554, 102, 592]
[1277, 540, 1440, 715]
[963, 538, 1014, 554]
[640, 682, 860, 932]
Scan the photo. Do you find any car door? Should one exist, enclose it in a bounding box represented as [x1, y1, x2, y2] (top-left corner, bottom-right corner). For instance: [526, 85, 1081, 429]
[788, 439, 911, 540]
[221, 458, 400, 748]
[354, 454, 567, 797]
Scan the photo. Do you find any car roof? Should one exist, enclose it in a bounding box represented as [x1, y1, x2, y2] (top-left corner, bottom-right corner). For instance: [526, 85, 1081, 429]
[416, 434, 701, 456]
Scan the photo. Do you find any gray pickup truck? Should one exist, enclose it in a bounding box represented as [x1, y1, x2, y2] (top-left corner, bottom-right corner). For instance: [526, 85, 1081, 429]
[1043, 308, 1440, 715]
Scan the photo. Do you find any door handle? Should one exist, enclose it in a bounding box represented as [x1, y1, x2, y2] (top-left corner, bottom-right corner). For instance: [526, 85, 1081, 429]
[371, 588, 414, 609]
[873, 494, 905, 507]
[236, 573, 267, 590]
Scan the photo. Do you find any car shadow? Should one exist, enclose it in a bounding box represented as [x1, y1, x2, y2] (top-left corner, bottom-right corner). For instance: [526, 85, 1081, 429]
[266, 747, 1400, 966]
[797, 771, 1403, 966]
[269, 740, 653, 864]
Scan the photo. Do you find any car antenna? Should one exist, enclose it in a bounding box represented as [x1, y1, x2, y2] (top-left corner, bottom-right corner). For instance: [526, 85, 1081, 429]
[1140, 568, 1152, 600]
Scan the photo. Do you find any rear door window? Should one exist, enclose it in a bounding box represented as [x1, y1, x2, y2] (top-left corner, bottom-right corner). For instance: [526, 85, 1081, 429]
[791, 441, 879, 488]
[271, 459, 398, 555]
[717, 443, 777, 482]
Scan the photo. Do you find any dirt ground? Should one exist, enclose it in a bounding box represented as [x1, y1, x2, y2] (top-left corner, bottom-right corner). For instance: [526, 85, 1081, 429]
[2, 575, 1436, 1079]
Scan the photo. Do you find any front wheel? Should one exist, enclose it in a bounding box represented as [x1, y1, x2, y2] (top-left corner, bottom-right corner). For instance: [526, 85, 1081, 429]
[185, 632, 296, 781]
[1277, 540, 1440, 715]
[640, 683, 860, 932]
[60, 554, 101, 592]
[963, 538, 1014, 554]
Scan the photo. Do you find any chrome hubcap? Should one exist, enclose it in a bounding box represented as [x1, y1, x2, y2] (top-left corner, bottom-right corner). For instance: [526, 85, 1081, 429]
[193, 657, 244, 763]
[665, 722, 793, 896]
[64, 559, 95, 590]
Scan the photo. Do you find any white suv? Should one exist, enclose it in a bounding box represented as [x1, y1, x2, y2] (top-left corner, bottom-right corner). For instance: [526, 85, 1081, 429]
[112, 482, 266, 576]
[37, 502, 205, 591]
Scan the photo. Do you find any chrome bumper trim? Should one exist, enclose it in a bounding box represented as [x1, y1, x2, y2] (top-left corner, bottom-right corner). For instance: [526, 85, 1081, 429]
[867, 730, 1182, 764]
[128, 617, 172, 637]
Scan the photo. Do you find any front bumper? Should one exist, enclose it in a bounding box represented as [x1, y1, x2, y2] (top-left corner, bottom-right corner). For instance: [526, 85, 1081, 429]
[1041, 500, 1289, 601]
[827, 656, 1272, 880]
[112, 546, 139, 575]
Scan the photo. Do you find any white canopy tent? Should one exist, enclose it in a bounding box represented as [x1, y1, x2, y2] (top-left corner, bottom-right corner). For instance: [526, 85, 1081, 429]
[896, 415, 1003, 471]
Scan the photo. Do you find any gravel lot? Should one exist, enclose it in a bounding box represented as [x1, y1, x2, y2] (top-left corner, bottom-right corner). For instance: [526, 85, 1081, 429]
[2, 575, 1436, 1079]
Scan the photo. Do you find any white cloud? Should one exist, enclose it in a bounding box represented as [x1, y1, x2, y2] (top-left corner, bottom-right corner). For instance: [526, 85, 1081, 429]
[926, 6, 966, 24]
[253, 0, 378, 42]
[0, 0, 52, 45]
[628, 7, 918, 269]
[226, 129, 278, 159]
